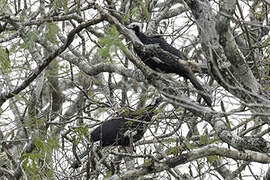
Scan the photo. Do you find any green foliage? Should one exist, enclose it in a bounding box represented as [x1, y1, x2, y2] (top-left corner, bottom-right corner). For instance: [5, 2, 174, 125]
[22, 136, 59, 179]
[122, 1, 150, 21]
[263, 36, 270, 48]
[37, 117, 47, 128]
[140, 0, 150, 20]
[125, 120, 134, 126]
[143, 158, 153, 167]
[225, 121, 232, 130]
[104, 170, 113, 178]
[265, 73, 270, 86]
[72, 125, 89, 144]
[98, 25, 128, 62]
[53, 0, 68, 13]
[46, 23, 58, 44]
[134, 108, 147, 116]
[199, 128, 209, 145]
[0, 152, 8, 168]
[167, 146, 182, 156]
[118, 108, 131, 116]
[0, 0, 6, 13]
[250, 4, 264, 20]
[212, 134, 221, 144]
[20, 31, 39, 49]
[0, 47, 10, 73]
[183, 139, 194, 150]
[207, 155, 219, 164]
[122, 5, 140, 22]
[161, 138, 177, 144]
[93, 107, 106, 118]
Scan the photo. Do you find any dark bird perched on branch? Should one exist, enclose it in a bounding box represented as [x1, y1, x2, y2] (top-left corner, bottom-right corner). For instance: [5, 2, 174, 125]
[70, 97, 162, 169]
[127, 23, 212, 107]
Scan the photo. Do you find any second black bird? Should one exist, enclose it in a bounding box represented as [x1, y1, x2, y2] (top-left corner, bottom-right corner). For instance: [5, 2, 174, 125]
[128, 23, 212, 106]
[70, 97, 161, 168]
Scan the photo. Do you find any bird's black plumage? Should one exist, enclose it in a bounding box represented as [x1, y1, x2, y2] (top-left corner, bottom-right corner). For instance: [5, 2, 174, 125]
[70, 98, 161, 168]
[129, 25, 188, 61]
[128, 23, 212, 106]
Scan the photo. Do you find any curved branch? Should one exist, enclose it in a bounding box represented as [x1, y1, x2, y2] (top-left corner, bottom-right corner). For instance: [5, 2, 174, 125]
[0, 16, 104, 107]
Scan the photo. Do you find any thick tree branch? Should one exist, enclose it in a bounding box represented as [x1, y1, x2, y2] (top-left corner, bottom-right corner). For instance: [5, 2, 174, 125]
[211, 117, 270, 153]
[105, 144, 270, 179]
[185, 0, 270, 105]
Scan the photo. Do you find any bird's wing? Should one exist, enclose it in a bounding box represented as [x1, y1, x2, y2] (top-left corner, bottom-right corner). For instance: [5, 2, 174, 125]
[151, 36, 188, 60]
[91, 118, 123, 142]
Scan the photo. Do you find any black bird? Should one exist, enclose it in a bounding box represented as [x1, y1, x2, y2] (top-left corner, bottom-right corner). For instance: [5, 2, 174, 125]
[128, 23, 212, 106]
[70, 97, 162, 169]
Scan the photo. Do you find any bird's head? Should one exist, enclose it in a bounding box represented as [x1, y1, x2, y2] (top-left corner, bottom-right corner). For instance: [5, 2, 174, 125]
[127, 22, 142, 34]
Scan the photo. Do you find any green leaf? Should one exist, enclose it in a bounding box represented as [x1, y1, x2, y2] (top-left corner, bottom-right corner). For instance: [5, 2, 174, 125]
[93, 107, 106, 118]
[199, 128, 209, 145]
[47, 136, 60, 151]
[141, 1, 150, 20]
[207, 155, 219, 164]
[104, 171, 113, 178]
[143, 159, 153, 167]
[0, 0, 7, 13]
[33, 138, 44, 150]
[46, 22, 58, 44]
[263, 36, 270, 47]
[21, 136, 59, 179]
[184, 140, 194, 150]
[63, 0, 68, 13]
[125, 120, 134, 126]
[98, 25, 128, 62]
[72, 125, 89, 143]
[225, 121, 232, 130]
[167, 146, 182, 156]
[53, 0, 68, 13]
[130, 6, 141, 20]
[161, 138, 176, 144]
[0, 47, 10, 73]
[20, 31, 39, 49]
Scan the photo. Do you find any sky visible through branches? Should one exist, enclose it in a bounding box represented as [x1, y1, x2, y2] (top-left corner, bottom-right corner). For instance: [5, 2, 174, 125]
[0, 0, 270, 179]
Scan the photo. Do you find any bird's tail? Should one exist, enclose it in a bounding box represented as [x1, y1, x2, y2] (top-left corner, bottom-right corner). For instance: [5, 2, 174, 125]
[185, 72, 212, 107]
